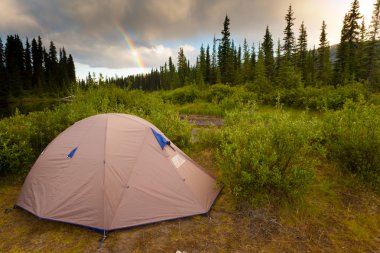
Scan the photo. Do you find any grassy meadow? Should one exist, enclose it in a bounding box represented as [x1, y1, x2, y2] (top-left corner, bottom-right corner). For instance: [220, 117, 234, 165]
[0, 85, 379, 252]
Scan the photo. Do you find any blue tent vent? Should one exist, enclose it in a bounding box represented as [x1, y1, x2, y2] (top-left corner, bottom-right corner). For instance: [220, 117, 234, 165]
[67, 146, 78, 158]
[151, 128, 170, 149]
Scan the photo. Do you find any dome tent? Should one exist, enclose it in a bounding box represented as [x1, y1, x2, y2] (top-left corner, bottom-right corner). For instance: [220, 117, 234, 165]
[16, 114, 220, 233]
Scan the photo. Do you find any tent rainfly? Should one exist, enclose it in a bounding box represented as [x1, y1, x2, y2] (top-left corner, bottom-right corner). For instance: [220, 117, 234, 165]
[16, 113, 220, 233]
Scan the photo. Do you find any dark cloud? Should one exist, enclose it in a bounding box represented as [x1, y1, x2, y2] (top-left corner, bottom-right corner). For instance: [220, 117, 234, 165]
[0, 0, 373, 74]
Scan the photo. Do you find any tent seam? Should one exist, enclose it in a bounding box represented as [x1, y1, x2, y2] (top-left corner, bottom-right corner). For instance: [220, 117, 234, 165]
[108, 127, 151, 229]
[102, 115, 109, 231]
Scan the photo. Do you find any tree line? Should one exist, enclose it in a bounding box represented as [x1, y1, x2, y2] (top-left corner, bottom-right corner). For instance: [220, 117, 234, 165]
[94, 0, 379, 93]
[0, 35, 76, 103]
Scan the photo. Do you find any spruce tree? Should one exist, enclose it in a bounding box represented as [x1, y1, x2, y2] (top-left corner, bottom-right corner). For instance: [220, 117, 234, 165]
[199, 44, 206, 82]
[195, 57, 205, 86]
[357, 18, 367, 80]
[177, 47, 188, 86]
[210, 36, 218, 84]
[296, 22, 308, 82]
[367, 0, 380, 89]
[335, 14, 350, 85]
[317, 21, 332, 85]
[253, 46, 270, 93]
[275, 39, 281, 84]
[220, 15, 233, 84]
[262, 26, 275, 81]
[24, 38, 32, 90]
[0, 38, 8, 102]
[205, 45, 211, 84]
[335, 0, 362, 84]
[250, 43, 256, 81]
[242, 39, 251, 83]
[283, 5, 296, 61]
[5, 35, 24, 97]
[32, 36, 45, 90]
[167, 56, 177, 89]
[306, 46, 317, 86]
[67, 54, 76, 84]
[59, 47, 70, 91]
[46, 41, 59, 92]
[234, 45, 242, 84]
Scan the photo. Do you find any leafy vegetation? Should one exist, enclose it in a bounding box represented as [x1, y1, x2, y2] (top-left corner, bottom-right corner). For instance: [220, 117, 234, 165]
[217, 105, 316, 205]
[322, 99, 380, 189]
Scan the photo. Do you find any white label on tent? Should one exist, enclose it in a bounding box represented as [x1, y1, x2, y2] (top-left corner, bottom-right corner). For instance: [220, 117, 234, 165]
[171, 154, 186, 169]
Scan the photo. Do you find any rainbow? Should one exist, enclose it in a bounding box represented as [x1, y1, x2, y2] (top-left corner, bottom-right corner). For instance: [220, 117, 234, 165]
[115, 22, 146, 70]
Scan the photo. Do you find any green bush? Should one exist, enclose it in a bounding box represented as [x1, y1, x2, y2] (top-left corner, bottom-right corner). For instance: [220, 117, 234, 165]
[262, 82, 367, 110]
[217, 106, 315, 205]
[322, 100, 380, 188]
[162, 85, 200, 105]
[204, 84, 234, 103]
[219, 86, 257, 111]
[193, 127, 223, 150]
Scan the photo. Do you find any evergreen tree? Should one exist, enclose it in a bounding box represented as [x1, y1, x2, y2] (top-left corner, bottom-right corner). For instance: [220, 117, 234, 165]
[335, 0, 362, 84]
[177, 47, 188, 86]
[234, 45, 243, 84]
[195, 56, 205, 86]
[366, 0, 380, 89]
[210, 35, 218, 84]
[275, 39, 281, 84]
[262, 26, 275, 81]
[59, 47, 70, 91]
[242, 39, 251, 83]
[168, 56, 175, 89]
[253, 46, 270, 93]
[0, 38, 8, 102]
[31, 36, 45, 90]
[199, 44, 206, 82]
[317, 21, 332, 85]
[283, 5, 296, 61]
[357, 18, 367, 80]
[67, 54, 76, 84]
[46, 41, 59, 91]
[250, 43, 256, 81]
[296, 22, 308, 81]
[205, 45, 211, 84]
[306, 46, 317, 86]
[24, 38, 32, 90]
[219, 15, 233, 84]
[276, 58, 303, 89]
[5, 35, 24, 96]
[335, 14, 351, 84]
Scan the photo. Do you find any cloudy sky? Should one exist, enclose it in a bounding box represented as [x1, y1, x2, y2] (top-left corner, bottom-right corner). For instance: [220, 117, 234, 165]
[0, 0, 375, 79]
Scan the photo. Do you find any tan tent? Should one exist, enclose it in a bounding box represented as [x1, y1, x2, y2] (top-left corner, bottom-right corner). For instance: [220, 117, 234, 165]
[17, 113, 220, 232]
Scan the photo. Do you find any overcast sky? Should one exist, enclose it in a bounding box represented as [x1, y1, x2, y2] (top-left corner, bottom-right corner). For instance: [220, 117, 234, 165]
[0, 0, 375, 79]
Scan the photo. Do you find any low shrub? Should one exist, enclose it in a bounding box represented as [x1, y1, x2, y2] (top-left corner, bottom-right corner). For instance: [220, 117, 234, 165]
[217, 105, 316, 206]
[204, 84, 234, 103]
[262, 82, 367, 110]
[162, 85, 200, 105]
[322, 100, 380, 189]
